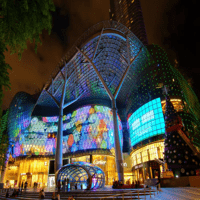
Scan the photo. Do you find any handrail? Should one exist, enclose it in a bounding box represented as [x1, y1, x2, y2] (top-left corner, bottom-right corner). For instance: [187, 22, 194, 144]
[0, 188, 14, 194]
[100, 188, 158, 200]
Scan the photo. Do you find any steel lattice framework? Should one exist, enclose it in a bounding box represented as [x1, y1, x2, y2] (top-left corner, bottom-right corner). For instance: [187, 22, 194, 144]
[31, 21, 154, 181]
[32, 21, 152, 116]
[56, 162, 105, 190]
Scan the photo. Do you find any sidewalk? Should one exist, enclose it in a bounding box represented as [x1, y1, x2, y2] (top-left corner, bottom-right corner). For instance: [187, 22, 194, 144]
[146, 187, 200, 200]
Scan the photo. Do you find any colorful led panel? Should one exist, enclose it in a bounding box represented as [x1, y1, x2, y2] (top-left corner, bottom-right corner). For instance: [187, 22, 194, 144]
[128, 98, 165, 147]
[13, 105, 123, 156]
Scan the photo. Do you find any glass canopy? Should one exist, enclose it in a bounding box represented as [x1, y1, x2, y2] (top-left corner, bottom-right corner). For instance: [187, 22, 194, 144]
[56, 161, 105, 190]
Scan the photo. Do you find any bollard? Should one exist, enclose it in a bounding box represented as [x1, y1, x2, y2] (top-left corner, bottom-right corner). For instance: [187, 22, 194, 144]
[138, 190, 139, 199]
[157, 185, 158, 194]
[150, 187, 151, 198]
[123, 194, 124, 200]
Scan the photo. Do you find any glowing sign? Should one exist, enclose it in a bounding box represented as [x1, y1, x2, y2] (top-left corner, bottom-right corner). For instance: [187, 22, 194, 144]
[93, 160, 106, 165]
[128, 98, 165, 147]
[13, 105, 123, 157]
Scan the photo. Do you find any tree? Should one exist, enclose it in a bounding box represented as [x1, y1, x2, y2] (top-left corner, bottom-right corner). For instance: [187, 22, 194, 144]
[0, 0, 55, 181]
[0, 110, 9, 183]
[0, 0, 55, 114]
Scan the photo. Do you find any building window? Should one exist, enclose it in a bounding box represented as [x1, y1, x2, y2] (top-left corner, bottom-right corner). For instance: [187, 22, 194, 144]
[157, 147, 161, 159]
[131, 141, 165, 166]
[147, 149, 150, 161]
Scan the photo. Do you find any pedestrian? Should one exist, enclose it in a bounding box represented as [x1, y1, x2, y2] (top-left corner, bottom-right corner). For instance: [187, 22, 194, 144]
[21, 182, 23, 191]
[58, 180, 61, 192]
[24, 181, 28, 192]
[137, 180, 140, 188]
[39, 189, 42, 199]
[5, 190, 9, 198]
[68, 195, 75, 200]
[52, 192, 56, 200]
[41, 189, 45, 199]
[63, 178, 66, 192]
[135, 180, 137, 188]
[56, 193, 60, 200]
[67, 178, 69, 192]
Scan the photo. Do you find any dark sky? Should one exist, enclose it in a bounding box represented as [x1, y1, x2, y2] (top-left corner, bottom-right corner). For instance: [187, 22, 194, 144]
[2, 0, 200, 110]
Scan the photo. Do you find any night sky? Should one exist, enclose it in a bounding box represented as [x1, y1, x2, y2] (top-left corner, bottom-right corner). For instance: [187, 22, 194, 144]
[2, 0, 200, 111]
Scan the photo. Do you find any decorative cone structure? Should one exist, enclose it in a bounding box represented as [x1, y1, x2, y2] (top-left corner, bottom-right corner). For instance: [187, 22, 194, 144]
[164, 95, 200, 177]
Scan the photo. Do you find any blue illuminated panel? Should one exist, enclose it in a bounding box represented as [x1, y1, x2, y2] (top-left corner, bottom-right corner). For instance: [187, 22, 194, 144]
[128, 98, 165, 147]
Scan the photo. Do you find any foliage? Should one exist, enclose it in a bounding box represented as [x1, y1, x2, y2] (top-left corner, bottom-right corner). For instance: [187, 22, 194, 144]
[0, 0, 55, 171]
[0, 0, 55, 113]
[0, 42, 11, 118]
[0, 0, 55, 115]
[0, 0, 55, 56]
[0, 110, 9, 168]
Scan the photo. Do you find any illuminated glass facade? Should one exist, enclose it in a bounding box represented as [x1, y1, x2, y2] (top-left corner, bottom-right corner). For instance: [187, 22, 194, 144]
[128, 98, 165, 147]
[56, 162, 105, 190]
[131, 141, 164, 166]
[12, 105, 123, 157]
[5, 21, 200, 186]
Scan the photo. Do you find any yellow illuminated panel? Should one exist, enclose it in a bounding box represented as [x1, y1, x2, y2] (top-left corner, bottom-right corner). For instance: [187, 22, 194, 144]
[4, 158, 49, 188]
[131, 141, 164, 167]
[71, 156, 90, 163]
[92, 155, 116, 185]
[161, 99, 183, 114]
[142, 150, 148, 163]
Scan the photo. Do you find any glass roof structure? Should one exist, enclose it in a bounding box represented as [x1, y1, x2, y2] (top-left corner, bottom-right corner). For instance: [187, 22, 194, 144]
[56, 162, 105, 190]
[32, 21, 152, 116]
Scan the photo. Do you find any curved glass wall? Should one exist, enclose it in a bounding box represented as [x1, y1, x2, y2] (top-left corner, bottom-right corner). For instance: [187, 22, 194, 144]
[7, 92, 35, 141]
[12, 105, 123, 157]
[131, 141, 165, 166]
[128, 98, 165, 147]
[56, 162, 105, 190]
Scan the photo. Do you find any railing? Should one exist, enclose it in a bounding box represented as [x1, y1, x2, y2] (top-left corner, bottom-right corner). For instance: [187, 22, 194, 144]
[100, 185, 161, 200]
[0, 187, 14, 195]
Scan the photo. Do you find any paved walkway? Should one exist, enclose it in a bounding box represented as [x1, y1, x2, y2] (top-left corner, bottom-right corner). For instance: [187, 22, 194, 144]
[146, 187, 200, 200]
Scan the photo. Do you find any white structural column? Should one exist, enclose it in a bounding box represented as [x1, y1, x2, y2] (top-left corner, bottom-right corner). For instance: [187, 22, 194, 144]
[46, 70, 83, 173]
[112, 98, 124, 181]
[55, 71, 67, 171]
[76, 35, 142, 182]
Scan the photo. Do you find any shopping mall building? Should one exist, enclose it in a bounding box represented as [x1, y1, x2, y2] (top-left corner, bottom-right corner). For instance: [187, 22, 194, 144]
[4, 21, 200, 188]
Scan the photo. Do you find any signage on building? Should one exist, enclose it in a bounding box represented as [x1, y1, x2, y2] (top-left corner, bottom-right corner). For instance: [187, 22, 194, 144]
[128, 98, 165, 147]
[135, 164, 143, 169]
[20, 173, 32, 176]
[93, 159, 106, 165]
[121, 162, 127, 167]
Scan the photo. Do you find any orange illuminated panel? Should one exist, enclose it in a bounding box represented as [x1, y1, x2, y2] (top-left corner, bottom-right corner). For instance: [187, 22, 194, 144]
[131, 141, 164, 167]
[161, 99, 183, 114]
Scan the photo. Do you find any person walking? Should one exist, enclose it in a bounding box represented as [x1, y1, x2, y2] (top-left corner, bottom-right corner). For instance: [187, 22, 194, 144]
[24, 181, 28, 192]
[67, 178, 69, 192]
[21, 182, 24, 192]
[63, 178, 66, 192]
[52, 192, 56, 200]
[56, 193, 60, 200]
[68, 195, 75, 200]
[57, 180, 61, 193]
